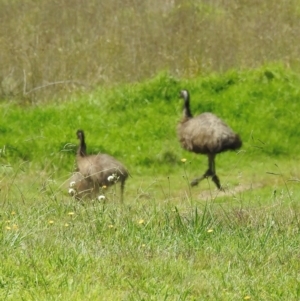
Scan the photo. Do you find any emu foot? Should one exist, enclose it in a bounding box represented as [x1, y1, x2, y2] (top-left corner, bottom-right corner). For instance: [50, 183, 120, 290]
[190, 178, 200, 187]
[218, 185, 225, 192]
[190, 171, 212, 187]
[190, 174, 224, 191]
[212, 175, 223, 190]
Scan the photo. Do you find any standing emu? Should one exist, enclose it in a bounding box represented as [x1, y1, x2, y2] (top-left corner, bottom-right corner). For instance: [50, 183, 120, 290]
[177, 90, 242, 190]
[71, 130, 129, 202]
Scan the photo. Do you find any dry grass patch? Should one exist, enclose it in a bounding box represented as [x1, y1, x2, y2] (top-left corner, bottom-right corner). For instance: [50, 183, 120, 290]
[1, 0, 300, 101]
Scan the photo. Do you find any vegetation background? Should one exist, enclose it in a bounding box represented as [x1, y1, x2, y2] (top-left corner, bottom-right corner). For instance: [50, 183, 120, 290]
[0, 0, 300, 300]
[1, 0, 300, 101]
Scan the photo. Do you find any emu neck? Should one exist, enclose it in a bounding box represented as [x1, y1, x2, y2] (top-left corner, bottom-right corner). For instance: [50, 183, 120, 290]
[183, 96, 193, 119]
[77, 138, 87, 157]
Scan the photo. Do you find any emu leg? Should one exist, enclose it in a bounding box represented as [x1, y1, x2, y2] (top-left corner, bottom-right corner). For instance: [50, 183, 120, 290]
[120, 180, 125, 203]
[211, 174, 222, 190]
[209, 154, 222, 190]
[190, 169, 214, 187]
[190, 154, 223, 190]
[210, 158, 225, 191]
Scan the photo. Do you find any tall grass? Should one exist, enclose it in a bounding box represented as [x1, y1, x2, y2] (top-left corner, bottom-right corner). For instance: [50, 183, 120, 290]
[1, 187, 300, 300]
[1, 0, 300, 101]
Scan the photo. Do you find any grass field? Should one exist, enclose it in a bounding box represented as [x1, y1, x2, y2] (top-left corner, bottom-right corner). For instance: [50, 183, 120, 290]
[1, 1, 300, 299]
[1, 64, 300, 300]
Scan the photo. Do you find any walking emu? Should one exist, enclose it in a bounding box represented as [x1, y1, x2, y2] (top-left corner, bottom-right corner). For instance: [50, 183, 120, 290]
[177, 90, 242, 189]
[71, 130, 129, 202]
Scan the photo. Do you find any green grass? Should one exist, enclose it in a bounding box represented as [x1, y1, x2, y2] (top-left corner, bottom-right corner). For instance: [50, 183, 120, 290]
[0, 65, 300, 300]
[1, 194, 300, 300]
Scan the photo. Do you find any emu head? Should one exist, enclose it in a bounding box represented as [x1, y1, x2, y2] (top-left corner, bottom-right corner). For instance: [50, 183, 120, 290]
[179, 90, 189, 100]
[76, 129, 86, 157]
[77, 130, 85, 141]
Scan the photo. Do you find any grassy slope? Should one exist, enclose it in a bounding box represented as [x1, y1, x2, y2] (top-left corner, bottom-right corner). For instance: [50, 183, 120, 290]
[0, 65, 300, 300]
[1, 65, 299, 191]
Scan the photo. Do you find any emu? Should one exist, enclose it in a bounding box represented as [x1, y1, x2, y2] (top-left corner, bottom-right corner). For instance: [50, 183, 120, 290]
[70, 130, 129, 202]
[177, 90, 242, 190]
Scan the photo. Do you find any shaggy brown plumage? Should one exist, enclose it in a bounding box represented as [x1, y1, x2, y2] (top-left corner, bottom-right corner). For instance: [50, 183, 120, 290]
[72, 130, 129, 201]
[177, 90, 242, 189]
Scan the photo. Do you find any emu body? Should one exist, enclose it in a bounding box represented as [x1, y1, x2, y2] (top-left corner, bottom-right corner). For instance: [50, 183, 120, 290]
[71, 130, 129, 201]
[177, 90, 242, 189]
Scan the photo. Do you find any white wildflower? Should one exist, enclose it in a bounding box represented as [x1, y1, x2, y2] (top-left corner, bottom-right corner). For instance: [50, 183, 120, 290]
[107, 173, 119, 183]
[98, 195, 106, 201]
[107, 175, 114, 182]
[68, 188, 77, 196]
[69, 181, 76, 188]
